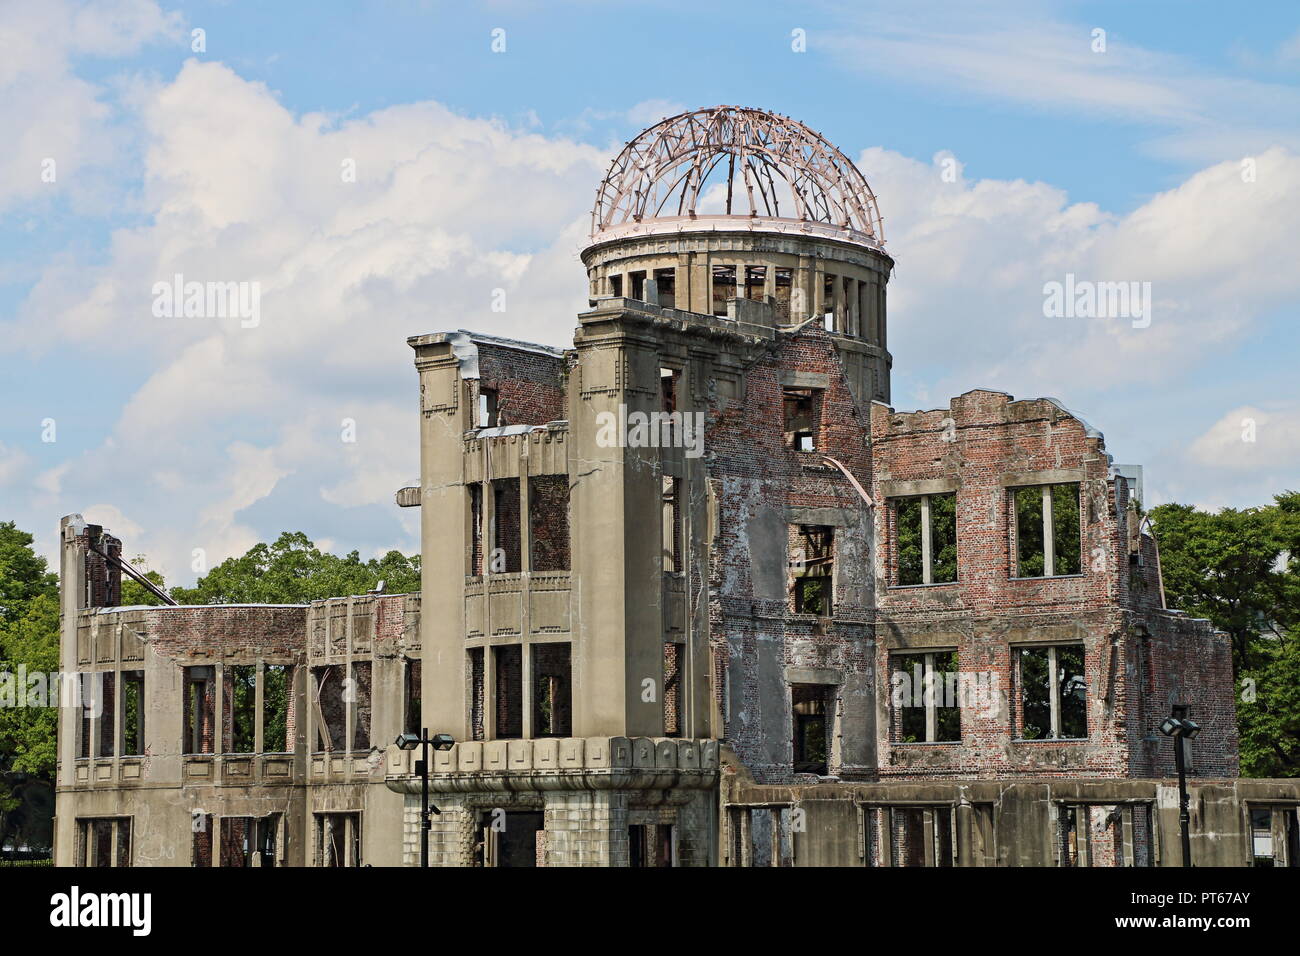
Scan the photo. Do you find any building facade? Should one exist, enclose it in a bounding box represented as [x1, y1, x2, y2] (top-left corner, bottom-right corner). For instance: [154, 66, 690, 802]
[54, 107, 1300, 867]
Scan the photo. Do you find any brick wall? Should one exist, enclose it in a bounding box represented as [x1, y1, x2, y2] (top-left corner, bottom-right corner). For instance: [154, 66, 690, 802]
[705, 325, 876, 782]
[476, 342, 566, 426]
[529, 475, 570, 571]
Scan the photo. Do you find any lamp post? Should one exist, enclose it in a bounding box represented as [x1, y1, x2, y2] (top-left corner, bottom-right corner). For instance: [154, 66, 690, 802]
[395, 729, 455, 868]
[1159, 704, 1201, 868]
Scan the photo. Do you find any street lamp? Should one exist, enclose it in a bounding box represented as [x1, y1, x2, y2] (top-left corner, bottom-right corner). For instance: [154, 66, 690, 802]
[395, 729, 455, 868]
[1159, 704, 1201, 867]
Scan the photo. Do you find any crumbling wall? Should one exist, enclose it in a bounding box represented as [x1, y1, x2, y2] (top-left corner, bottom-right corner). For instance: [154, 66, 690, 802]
[1124, 609, 1238, 777]
[706, 324, 876, 783]
[476, 341, 567, 426]
[865, 389, 1237, 780]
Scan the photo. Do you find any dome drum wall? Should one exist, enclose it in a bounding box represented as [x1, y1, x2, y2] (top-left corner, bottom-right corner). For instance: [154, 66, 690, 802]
[581, 229, 893, 404]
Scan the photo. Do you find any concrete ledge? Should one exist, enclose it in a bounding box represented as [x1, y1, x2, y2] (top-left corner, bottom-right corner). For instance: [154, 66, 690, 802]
[385, 737, 720, 794]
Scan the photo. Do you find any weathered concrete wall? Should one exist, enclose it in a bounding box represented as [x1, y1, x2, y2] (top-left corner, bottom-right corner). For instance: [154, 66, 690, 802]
[723, 765, 1300, 867]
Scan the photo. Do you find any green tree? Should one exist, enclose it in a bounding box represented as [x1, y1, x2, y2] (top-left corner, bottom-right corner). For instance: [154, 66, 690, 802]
[1151, 492, 1300, 778]
[1237, 636, 1300, 777]
[0, 522, 56, 624]
[0, 524, 59, 854]
[119, 554, 168, 607]
[1150, 493, 1300, 673]
[169, 532, 419, 605]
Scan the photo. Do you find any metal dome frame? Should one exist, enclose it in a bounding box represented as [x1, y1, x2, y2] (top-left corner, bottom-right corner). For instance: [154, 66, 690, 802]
[590, 106, 884, 247]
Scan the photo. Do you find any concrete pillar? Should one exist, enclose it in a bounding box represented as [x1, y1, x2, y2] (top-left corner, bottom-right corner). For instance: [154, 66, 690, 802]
[797, 255, 815, 321]
[689, 252, 710, 314]
[411, 340, 475, 741]
[956, 798, 974, 866]
[570, 315, 665, 737]
[254, 660, 265, 754]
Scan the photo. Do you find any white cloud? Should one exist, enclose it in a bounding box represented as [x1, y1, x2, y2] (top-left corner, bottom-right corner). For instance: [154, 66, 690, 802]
[5, 58, 605, 583]
[0, 0, 181, 213]
[1188, 406, 1300, 472]
[826, 5, 1300, 164]
[0, 442, 32, 488]
[864, 145, 1300, 401]
[6, 27, 1299, 582]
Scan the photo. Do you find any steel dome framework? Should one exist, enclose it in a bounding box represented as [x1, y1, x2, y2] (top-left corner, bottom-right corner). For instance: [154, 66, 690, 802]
[591, 106, 884, 247]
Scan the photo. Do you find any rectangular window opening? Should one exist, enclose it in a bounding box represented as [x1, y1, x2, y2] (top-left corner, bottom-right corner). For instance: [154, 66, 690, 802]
[183, 666, 214, 755]
[493, 645, 523, 739]
[711, 264, 736, 316]
[312, 664, 347, 752]
[792, 683, 832, 775]
[350, 660, 372, 751]
[531, 642, 571, 738]
[662, 475, 682, 572]
[774, 268, 793, 322]
[404, 657, 422, 736]
[491, 478, 521, 573]
[478, 387, 499, 428]
[653, 268, 676, 309]
[894, 493, 958, 585]
[476, 810, 542, 867]
[191, 813, 212, 868]
[890, 651, 961, 743]
[316, 812, 361, 867]
[782, 387, 819, 451]
[790, 525, 833, 616]
[121, 670, 144, 757]
[529, 475, 571, 572]
[262, 664, 291, 754]
[220, 816, 254, 868]
[1014, 483, 1081, 577]
[469, 483, 483, 575]
[889, 807, 954, 867]
[78, 817, 131, 867]
[468, 647, 485, 741]
[1017, 644, 1087, 740]
[226, 664, 256, 754]
[663, 641, 681, 737]
[97, 672, 115, 757]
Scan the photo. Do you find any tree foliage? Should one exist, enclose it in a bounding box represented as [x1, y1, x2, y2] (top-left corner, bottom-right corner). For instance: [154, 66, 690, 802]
[0, 525, 58, 852]
[1151, 492, 1300, 777]
[168, 531, 420, 605]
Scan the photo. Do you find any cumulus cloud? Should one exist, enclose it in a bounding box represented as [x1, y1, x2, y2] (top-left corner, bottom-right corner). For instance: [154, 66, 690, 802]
[864, 145, 1300, 403]
[5, 21, 1298, 583]
[5, 58, 604, 583]
[0, 0, 181, 213]
[1188, 406, 1300, 471]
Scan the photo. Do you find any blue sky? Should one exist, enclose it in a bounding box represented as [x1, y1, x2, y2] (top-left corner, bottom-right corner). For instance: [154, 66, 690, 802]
[2, 0, 1298, 584]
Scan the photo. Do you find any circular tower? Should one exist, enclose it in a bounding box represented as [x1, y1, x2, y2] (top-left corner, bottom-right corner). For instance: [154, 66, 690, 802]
[581, 105, 894, 402]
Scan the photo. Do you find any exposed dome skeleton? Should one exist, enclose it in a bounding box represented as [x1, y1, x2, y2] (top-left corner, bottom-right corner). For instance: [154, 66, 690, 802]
[591, 105, 885, 247]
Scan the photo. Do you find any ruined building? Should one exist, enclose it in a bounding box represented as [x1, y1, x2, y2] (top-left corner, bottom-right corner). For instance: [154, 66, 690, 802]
[55, 107, 1300, 867]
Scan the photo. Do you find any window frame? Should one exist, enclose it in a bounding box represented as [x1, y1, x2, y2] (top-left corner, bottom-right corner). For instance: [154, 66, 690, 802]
[1014, 643, 1088, 741]
[891, 492, 959, 587]
[1009, 482, 1083, 579]
[889, 650, 962, 744]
